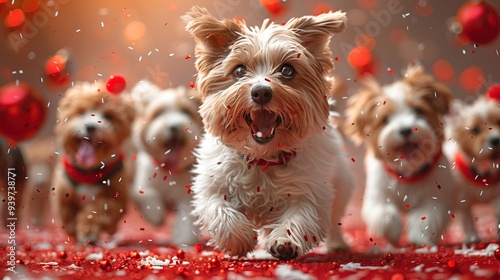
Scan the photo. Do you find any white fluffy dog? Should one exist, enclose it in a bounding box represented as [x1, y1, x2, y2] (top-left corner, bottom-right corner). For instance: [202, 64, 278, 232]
[182, 7, 353, 260]
[345, 66, 457, 246]
[444, 86, 500, 243]
[130, 80, 203, 246]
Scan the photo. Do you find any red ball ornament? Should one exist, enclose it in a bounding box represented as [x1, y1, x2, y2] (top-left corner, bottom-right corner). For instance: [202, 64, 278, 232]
[0, 82, 46, 143]
[45, 49, 71, 87]
[494, 247, 500, 259]
[106, 75, 127, 94]
[456, 0, 499, 45]
[347, 46, 378, 77]
[486, 84, 500, 102]
[260, 0, 287, 16]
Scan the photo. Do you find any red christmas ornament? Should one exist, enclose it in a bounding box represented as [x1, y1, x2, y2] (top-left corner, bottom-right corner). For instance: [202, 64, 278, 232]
[0, 82, 46, 143]
[486, 84, 500, 102]
[260, 0, 287, 16]
[45, 49, 71, 87]
[347, 46, 378, 77]
[106, 75, 127, 94]
[456, 0, 499, 45]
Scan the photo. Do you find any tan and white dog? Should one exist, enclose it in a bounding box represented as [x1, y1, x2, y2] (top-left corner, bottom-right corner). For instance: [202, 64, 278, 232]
[182, 7, 353, 260]
[130, 80, 203, 246]
[52, 81, 134, 243]
[444, 85, 500, 243]
[345, 66, 456, 246]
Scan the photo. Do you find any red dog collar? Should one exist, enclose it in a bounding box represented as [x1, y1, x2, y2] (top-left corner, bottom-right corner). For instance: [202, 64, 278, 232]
[454, 152, 500, 187]
[384, 149, 443, 183]
[63, 153, 124, 186]
[246, 150, 296, 167]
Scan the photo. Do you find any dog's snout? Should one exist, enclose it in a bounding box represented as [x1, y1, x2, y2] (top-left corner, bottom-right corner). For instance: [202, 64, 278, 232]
[251, 85, 272, 105]
[490, 136, 500, 147]
[399, 127, 413, 138]
[86, 125, 97, 134]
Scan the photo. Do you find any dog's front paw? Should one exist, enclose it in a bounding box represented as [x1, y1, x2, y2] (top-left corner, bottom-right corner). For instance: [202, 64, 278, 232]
[363, 205, 402, 245]
[76, 219, 100, 244]
[268, 237, 299, 261]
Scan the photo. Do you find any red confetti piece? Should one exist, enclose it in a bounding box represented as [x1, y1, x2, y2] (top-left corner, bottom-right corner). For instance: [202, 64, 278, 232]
[139, 190, 144, 194]
[335, 57, 339, 61]
[113, 192, 120, 200]
[227, 105, 232, 109]
[413, 127, 418, 131]
[132, 154, 137, 160]
[312, 236, 317, 242]
[385, 253, 395, 263]
[351, 157, 356, 162]
[264, 78, 270, 82]
[82, 195, 85, 200]
[123, 219, 126, 223]
[194, 243, 202, 252]
[185, 54, 191, 59]
[297, 53, 301, 58]
[257, 186, 260, 192]
[447, 260, 456, 268]
[177, 249, 185, 259]
[494, 248, 500, 259]
[451, 213, 455, 219]
[406, 204, 411, 209]
[185, 185, 191, 194]
[59, 251, 67, 259]
[287, 229, 291, 236]
[223, 194, 227, 200]
[387, 68, 394, 74]
[140, 228, 145, 231]
[163, 175, 167, 180]
[153, 172, 157, 178]
[304, 235, 308, 241]
[421, 216, 426, 220]
[262, 165, 269, 172]
[189, 81, 195, 89]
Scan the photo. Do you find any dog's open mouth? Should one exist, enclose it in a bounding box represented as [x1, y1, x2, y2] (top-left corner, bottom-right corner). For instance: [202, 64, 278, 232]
[398, 142, 420, 158]
[244, 110, 282, 144]
[75, 138, 102, 168]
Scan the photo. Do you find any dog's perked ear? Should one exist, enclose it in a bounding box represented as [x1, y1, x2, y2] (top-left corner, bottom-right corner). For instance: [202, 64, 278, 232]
[285, 11, 347, 73]
[404, 65, 454, 115]
[182, 6, 242, 66]
[344, 76, 381, 145]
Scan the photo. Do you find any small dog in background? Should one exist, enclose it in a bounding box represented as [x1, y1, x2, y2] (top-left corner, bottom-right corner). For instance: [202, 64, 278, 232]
[0, 137, 27, 227]
[52, 81, 134, 243]
[183, 7, 353, 260]
[129, 80, 203, 246]
[444, 85, 500, 243]
[22, 136, 57, 227]
[345, 65, 456, 246]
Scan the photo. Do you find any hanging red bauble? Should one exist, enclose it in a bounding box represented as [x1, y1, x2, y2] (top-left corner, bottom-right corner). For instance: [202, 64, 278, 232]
[260, 0, 287, 16]
[456, 0, 499, 45]
[45, 49, 71, 87]
[486, 84, 500, 102]
[0, 82, 47, 143]
[347, 46, 378, 77]
[106, 75, 127, 95]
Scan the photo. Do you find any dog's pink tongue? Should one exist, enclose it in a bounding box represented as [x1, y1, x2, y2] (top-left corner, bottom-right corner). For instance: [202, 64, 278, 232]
[76, 141, 97, 168]
[251, 111, 277, 138]
[160, 150, 179, 171]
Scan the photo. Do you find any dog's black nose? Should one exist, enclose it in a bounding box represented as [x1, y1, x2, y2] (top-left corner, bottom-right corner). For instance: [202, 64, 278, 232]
[399, 127, 413, 138]
[86, 125, 97, 134]
[169, 125, 179, 134]
[490, 136, 500, 146]
[251, 85, 272, 105]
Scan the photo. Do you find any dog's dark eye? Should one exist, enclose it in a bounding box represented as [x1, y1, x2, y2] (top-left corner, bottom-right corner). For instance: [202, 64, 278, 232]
[470, 127, 480, 135]
[280, 65, 295, 79]
[233, 65, 247, 80]
[414, 108, 424, 116]
[103, 112, 114, 120]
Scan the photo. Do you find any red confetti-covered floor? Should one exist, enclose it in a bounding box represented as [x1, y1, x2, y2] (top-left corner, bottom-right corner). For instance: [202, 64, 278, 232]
[1, 203, 500, 279]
